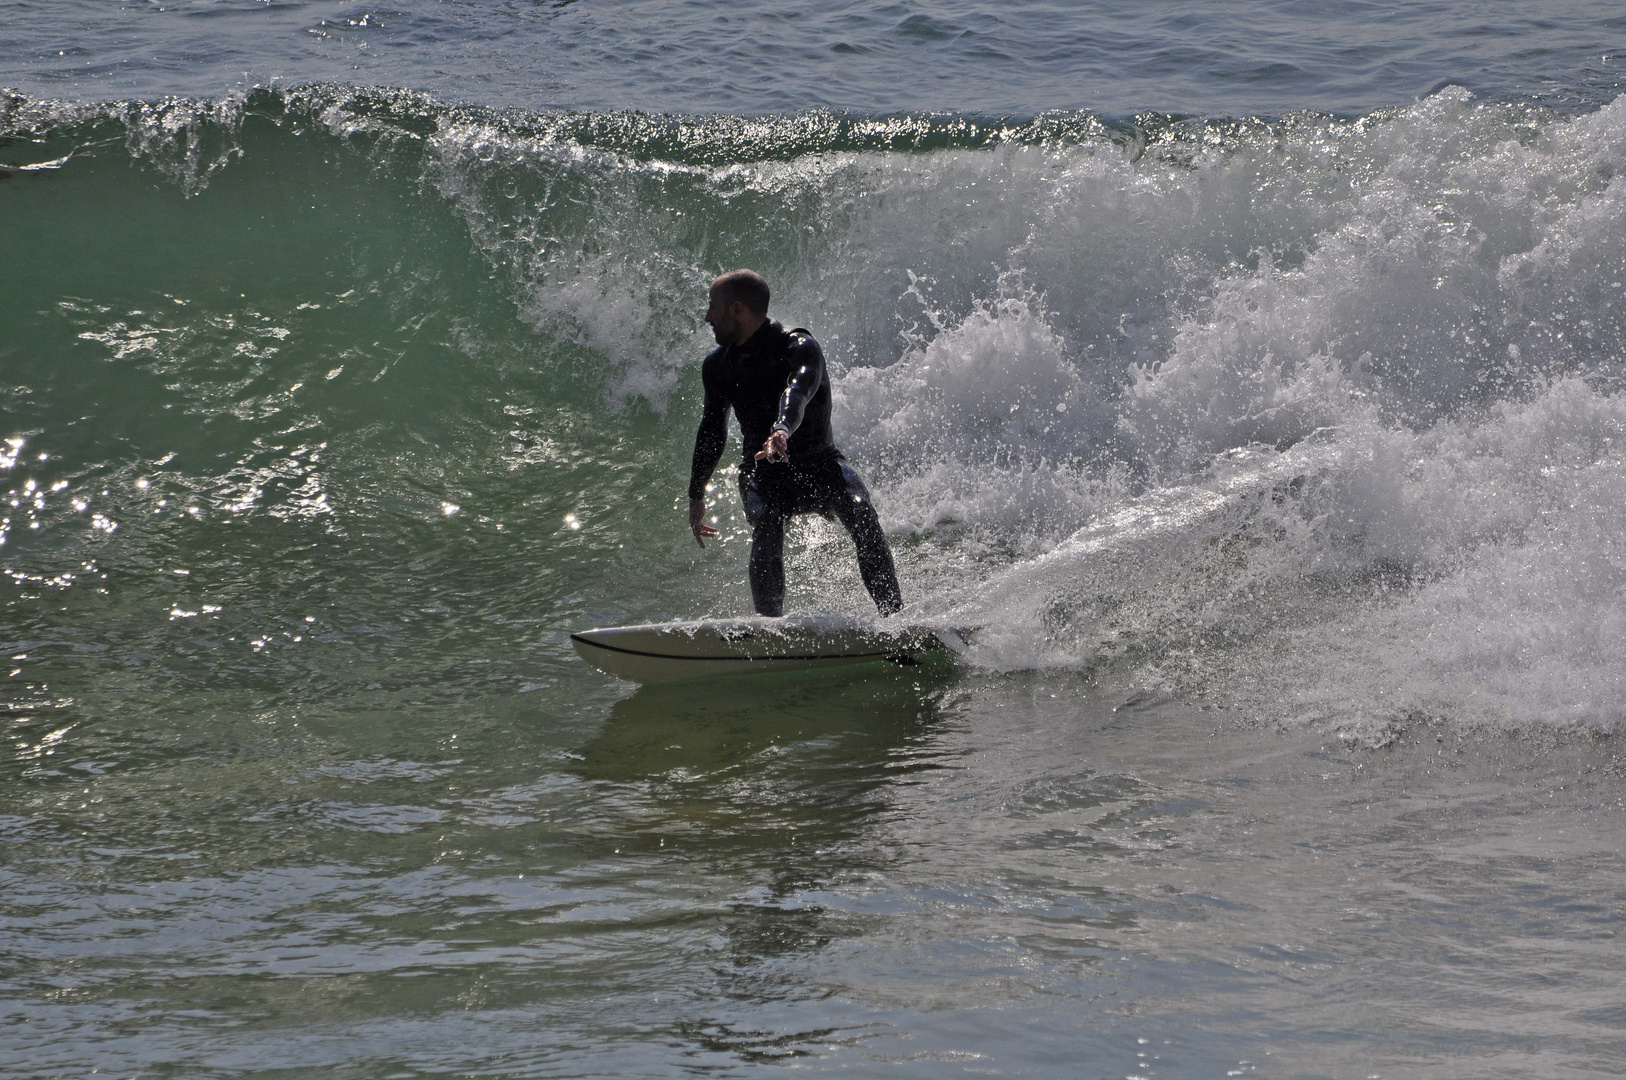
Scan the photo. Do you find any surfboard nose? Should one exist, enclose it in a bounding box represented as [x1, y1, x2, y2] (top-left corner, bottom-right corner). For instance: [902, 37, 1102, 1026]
[569, 627, 618, 649]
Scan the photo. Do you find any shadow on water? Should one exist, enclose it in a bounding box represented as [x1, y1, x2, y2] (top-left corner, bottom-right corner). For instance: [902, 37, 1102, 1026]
[566, 658, 960, 863]
[568, 662, 964, 1046]
[572, 657, 959, 786]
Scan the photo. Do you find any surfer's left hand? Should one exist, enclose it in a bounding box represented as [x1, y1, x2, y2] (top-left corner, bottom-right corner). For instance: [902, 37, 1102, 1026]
[755, 429, 789, 463]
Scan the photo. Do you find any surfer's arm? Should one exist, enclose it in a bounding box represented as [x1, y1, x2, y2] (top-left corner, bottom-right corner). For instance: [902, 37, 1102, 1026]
[772, 336, 825, 438]
[756, 337, 823, 463]
[688, 377, 727, 547]
[688, 385, 728, 501]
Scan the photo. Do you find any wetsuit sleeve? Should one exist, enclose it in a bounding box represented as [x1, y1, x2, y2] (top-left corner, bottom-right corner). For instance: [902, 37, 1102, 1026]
[773, 336, 825, 436]
[688, 367, 729, 501]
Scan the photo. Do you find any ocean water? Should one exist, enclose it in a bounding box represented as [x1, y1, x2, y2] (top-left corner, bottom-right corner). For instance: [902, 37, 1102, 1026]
[4, 3, 1626, 1078]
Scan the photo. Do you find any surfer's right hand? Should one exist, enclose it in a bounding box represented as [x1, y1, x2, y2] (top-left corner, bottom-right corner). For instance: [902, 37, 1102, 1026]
[689, 497, 719, 548]
[754, 428, 790, 464]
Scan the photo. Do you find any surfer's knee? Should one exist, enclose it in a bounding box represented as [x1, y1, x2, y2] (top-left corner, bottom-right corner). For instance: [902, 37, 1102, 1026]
[750, 514, 785, 550]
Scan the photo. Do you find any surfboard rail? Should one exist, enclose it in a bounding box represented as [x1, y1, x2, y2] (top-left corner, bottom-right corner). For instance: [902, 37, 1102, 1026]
[570, 615, 961, 684]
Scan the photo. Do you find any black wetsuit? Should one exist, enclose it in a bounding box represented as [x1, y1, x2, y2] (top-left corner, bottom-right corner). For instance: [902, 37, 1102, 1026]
[689, 319, 903, 617]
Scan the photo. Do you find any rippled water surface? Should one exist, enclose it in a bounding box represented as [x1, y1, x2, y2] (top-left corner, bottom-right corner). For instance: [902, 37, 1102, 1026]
[8, 668, 1626, 1077]
[6, 3, 1626, 1077]
[3, 0, 1625, 116]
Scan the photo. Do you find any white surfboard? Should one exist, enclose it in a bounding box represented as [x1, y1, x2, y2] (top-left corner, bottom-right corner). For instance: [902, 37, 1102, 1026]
[571, 615, 962, 684]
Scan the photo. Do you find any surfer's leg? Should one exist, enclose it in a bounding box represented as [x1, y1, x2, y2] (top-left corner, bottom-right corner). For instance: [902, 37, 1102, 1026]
[741, 473, 788, 617]
[748, 509, 787, 616]
[829, 462, 903, 616]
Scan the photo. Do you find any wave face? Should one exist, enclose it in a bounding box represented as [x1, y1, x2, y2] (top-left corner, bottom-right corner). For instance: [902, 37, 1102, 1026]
[4, 85, 1625, 734]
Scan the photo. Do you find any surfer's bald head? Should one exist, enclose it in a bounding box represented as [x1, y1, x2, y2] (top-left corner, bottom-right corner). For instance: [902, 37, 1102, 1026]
[710, 269, 770, 317]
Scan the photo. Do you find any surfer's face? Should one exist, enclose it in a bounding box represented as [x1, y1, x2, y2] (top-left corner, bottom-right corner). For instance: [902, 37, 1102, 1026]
[705, 286, 744, 345]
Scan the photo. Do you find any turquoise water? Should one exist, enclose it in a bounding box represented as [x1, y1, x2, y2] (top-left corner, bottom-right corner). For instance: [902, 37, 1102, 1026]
[5, 6, 1626, 1078]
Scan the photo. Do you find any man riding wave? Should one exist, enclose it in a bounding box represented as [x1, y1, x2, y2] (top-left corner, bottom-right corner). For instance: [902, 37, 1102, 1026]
[687, 269, 904, 617]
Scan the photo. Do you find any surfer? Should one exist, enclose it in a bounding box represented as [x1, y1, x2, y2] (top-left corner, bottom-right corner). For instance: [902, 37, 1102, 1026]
[687, 269, 904, 618]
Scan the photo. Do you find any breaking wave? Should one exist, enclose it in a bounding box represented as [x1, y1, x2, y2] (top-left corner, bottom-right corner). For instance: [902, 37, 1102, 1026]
[3, 83, 1624, 733]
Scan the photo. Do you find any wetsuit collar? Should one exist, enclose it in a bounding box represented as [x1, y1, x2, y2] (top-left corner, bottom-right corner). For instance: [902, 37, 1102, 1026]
[734, 318, 783, 355]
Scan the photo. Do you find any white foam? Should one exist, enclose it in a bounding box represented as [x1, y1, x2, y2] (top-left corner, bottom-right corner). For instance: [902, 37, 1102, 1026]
[835, 288, 1119, 548]
[1228, 379, 1626, 734]
[420, 88, 1626, 733]
[925, 377, 1626, 734]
